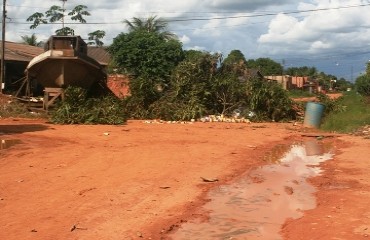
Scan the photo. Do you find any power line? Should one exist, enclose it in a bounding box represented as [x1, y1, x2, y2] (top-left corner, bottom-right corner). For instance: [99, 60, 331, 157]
[168, 3, 370, 22]
[5, 2, 370, 25]
[1, 0, 6, 93]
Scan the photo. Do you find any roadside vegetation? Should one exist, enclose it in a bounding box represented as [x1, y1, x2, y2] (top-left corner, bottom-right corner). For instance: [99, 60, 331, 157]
[288, 89, 315, 98]
[320, 63, 370, 133]
[107, 16, 298, 122]
[321, 91, 370, 133]
[0, 94, 45, 119]
[10, 12, 368, 129]
[50, 86, 126, 125]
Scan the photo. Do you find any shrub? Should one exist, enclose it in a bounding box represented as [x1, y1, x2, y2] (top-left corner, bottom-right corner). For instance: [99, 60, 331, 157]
[50, 86, 126, 124]
[355, 75, 370, 96]
[321, 91, 370, 132]
[245, 78, 297, 121]
[316, 93, 345, 116]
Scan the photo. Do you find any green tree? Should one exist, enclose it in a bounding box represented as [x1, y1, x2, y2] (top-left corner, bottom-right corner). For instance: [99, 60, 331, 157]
[220, 50, 248, 78]
[55, 27, 75, 36]
[245, 78, 297, 121]
[27, 4, 90, 36]
[108, 31, 184, 79]
[336, 78, 353, 91]
[184, 50, 207, 61]
[355, 75, 370, 96]
[27, 3, 105, 44]
[123, 16, 176, 40]
[246, 58, 283, 76]
[316, 72, 337, 90]
[88, 30, 106, 46]
[20, 33, 43, 47]
[222, 50, 246, 66]
[355, 64, 370, 96]
[210, 73, 247, 115]
[68, 5, 90, 23]
[109, 30, 184, 118]
[285, 66, 317, 77]
[149, 52, 217, 120]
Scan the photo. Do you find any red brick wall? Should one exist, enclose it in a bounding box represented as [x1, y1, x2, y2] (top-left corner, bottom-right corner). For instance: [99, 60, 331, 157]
[291, 76, 309, 88]
[107, 74, 130, 98]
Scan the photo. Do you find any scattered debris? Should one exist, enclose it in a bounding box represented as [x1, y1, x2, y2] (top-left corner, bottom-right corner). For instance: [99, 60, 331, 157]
[284, 186, 294, 195]
[142, 115, 252, 124]
[78, 187, 97, 196]
[301, 133, 339, 138]
[143, 120, 193, 124]
[251, 125, 267, 129]
[200, 177, 219, 183]
[353, 125, 370, 138]
[200, 115, 251, 123]
[70, 224, 88, 232]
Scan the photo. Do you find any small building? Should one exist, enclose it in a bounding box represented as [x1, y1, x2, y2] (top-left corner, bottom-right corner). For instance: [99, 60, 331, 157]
[0, 41, 43, 92]
[87, 46, 110, 68]
[291, 76, 311, 89]
[264, 75, 292, 90]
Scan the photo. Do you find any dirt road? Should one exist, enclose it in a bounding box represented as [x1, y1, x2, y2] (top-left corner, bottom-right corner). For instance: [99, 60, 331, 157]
[0, 118, 369, 239]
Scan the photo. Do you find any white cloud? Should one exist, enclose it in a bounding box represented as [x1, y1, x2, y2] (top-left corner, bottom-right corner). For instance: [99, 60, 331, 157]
[4, 0, 370, 79]
[310, 41, 331, 51]
[179, 35, 191, 44]
[207, 0, 296, 10]
[193, 18, 223, 37]
[258, 0, 370, 56]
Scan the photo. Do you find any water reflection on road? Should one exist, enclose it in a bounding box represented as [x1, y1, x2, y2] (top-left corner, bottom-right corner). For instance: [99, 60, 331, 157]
[171, 141, 333, 240]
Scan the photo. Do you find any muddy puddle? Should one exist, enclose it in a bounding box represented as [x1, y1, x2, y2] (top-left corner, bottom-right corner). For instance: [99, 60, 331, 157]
[0, 139, 22, 150]
[170, 140, 334, 240]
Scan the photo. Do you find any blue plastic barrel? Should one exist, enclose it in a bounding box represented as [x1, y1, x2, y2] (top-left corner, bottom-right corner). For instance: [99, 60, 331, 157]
[303, 102, 325, 128]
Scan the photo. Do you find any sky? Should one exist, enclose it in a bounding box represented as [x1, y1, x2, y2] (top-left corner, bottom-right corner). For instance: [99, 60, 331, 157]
[4, 0, 370, 81]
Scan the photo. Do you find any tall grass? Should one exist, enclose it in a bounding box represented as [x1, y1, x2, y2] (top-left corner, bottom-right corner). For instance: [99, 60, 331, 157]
[288, 89, 315, 98]
[321, 91, 370, 133]
[0, 95, 45, 118]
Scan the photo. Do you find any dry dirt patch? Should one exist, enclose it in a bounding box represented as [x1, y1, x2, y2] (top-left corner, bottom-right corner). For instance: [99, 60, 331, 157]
[0, 118, 369, 240]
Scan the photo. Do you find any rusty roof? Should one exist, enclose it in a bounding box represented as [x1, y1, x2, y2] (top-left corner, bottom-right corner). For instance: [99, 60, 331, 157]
[87, 47, 111, 66]
[1, 41, 44, 62]
[1, 40, 111, 66]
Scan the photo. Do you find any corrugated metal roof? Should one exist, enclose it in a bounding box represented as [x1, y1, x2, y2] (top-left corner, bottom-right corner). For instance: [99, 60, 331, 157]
[0, 40, 111, 66]
[0, 41, 44, 62]
[87, 47, 111, 66]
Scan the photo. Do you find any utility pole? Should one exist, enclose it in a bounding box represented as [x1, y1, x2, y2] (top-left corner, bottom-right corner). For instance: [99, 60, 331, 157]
[1, 0, 6, 93]
[60, 0, 67, 29]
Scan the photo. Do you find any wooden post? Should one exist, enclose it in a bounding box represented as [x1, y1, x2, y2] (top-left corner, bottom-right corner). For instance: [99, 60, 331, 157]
[43, 87, 64, 111]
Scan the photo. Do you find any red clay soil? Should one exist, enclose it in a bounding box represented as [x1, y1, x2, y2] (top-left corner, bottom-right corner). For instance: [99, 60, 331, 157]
[293, 93, 343, 102]
[0, 118, 369, 240]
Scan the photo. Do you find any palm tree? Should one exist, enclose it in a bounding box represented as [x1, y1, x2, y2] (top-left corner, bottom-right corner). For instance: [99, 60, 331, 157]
[123, 15, 176, 40]
[21, 34, 43, 47]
